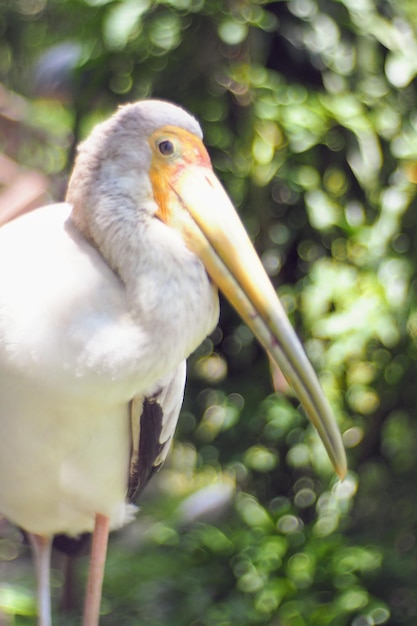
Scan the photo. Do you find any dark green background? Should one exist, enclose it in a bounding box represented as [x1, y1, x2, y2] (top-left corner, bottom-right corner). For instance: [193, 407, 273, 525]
[1, 1, 417, 624]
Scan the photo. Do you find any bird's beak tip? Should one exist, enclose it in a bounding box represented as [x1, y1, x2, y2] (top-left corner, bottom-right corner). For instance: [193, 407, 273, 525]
[335, 466, 346, 482]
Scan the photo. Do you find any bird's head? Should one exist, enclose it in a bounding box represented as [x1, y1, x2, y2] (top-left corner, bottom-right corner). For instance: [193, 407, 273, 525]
[67, 99, 346, 479]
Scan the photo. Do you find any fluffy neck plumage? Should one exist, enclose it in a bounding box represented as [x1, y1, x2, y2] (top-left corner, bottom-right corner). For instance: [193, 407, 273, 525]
[67, 162, 219, 379]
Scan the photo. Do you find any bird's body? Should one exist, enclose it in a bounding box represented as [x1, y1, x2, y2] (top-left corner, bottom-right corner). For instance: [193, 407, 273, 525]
[0, 201, 217, 536]
[0, 100, 346, 626]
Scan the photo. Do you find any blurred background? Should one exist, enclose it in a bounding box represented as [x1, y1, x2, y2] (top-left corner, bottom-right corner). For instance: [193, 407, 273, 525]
[1, 0, 417, 624]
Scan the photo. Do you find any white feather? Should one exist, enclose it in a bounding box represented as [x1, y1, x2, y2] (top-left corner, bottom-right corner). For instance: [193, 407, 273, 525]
[0, 101, 219, 536]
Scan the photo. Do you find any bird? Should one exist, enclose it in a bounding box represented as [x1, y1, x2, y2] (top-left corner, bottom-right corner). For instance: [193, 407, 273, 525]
[0, 99, 346, 626]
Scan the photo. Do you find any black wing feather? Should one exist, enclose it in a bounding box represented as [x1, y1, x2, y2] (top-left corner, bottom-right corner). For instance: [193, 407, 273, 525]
[128, 362, 186, 501]
[127, 396, 164, 500]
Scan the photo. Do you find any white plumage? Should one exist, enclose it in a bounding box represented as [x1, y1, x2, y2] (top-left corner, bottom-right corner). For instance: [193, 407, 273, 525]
[0, 199, 217, 534]
[0, 100, 345, 626]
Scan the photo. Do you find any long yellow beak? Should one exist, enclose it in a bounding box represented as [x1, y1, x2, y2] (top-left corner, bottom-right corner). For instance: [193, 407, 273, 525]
[172, 166, 347, 479]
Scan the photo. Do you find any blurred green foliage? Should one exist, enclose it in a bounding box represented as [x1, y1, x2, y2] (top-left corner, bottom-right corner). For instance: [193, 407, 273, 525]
[1, 0, 417, 624]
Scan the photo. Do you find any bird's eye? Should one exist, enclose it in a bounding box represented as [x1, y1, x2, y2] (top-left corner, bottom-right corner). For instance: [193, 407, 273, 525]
[158, 140, 175, 157]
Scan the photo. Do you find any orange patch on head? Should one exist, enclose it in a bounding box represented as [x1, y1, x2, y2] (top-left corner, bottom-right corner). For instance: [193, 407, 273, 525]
[148, 126, 212, 223]
[149, 167, 170, 222]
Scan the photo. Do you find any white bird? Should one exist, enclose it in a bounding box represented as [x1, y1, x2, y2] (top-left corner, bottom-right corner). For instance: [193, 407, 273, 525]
[0, 100, 346, 626]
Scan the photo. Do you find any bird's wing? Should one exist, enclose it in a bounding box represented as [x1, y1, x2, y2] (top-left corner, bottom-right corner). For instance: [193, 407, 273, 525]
[128, 361, 186, 501]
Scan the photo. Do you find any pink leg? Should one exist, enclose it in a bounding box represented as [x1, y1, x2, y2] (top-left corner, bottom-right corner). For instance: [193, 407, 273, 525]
[28, 533, 53, 626]
[82, 513, 110, 626]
